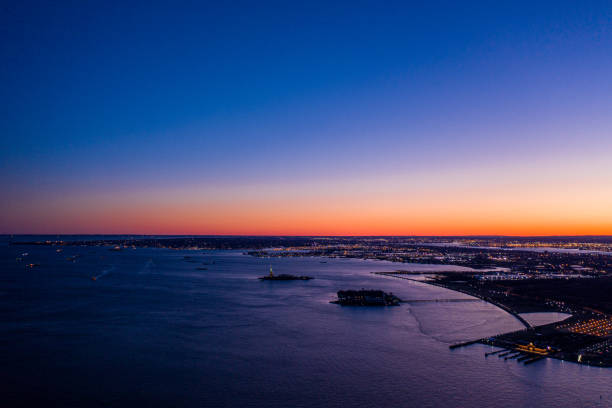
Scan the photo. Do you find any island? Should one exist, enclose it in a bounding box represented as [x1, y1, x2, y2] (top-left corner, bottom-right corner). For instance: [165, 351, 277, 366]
[258, 266, 313, 281]
[331, 289, 400, 306]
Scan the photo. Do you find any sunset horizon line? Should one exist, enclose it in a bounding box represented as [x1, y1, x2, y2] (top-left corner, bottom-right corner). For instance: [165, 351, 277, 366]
[5, 233, 612, 238]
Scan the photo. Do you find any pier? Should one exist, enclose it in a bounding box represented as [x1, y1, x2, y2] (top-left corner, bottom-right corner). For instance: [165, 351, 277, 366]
[524, 356, 545, 365]
[449, 339, 482, 349]
[504, 352, 522, 360]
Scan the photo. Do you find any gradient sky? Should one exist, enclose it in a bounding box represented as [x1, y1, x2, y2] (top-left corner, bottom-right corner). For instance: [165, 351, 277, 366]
[2, 1, 612, 235]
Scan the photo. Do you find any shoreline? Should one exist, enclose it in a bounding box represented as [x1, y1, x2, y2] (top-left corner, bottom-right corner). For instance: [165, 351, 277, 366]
[375, 273, 611, 368]
[375, 272, 532, 328]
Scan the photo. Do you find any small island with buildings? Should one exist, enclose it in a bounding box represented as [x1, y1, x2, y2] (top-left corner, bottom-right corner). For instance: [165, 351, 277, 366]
[259, 266, 313, 281]
[332, 289, 401, 306]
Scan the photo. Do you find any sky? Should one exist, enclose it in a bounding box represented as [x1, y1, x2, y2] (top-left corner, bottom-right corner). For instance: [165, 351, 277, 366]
[1, 1, 612, 235]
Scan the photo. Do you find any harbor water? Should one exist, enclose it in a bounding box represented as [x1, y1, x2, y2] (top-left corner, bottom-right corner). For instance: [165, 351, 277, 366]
[1, 238, 610, 407]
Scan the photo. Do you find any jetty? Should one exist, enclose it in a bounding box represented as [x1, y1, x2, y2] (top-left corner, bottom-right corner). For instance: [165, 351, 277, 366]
[376, 272, 532, 328]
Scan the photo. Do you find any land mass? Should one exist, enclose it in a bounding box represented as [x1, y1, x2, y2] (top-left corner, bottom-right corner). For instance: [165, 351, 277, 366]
[11, 235, 612, 367]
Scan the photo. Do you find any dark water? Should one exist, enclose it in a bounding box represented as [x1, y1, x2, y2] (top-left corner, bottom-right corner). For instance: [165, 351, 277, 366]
[1, 239, 610, 407]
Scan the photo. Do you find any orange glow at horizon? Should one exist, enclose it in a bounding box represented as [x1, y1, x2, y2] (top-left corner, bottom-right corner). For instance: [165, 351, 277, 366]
[3, 156, 612, 236]
[4, 188, 612, 236]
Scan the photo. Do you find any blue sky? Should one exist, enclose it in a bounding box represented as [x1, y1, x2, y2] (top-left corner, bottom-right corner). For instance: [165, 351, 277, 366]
[2, 1, 612, 233]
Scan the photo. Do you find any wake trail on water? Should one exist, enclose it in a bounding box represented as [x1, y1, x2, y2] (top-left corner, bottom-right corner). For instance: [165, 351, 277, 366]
[407, 304, 490, 344]
[140, 258, 155, 274]
[92, 266, 115, 280]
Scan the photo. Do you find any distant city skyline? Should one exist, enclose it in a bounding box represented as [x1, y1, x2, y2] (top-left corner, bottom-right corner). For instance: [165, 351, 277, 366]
[2, 1, 612, 235]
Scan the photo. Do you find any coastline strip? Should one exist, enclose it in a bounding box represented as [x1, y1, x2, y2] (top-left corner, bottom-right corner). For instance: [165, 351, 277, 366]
[377, 272, 531, 328]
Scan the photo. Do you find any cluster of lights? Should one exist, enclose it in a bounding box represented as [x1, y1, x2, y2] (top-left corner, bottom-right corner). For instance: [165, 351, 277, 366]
[579, 339, 612, 355]
[563, 317, 612, 337]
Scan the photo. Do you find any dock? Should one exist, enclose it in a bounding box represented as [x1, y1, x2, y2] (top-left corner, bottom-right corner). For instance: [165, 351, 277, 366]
[524, 356, 545, 365]
[449, 339, 482, 349]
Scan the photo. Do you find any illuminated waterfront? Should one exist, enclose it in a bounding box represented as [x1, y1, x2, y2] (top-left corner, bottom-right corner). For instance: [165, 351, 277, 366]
[2, 238, 611, 407]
